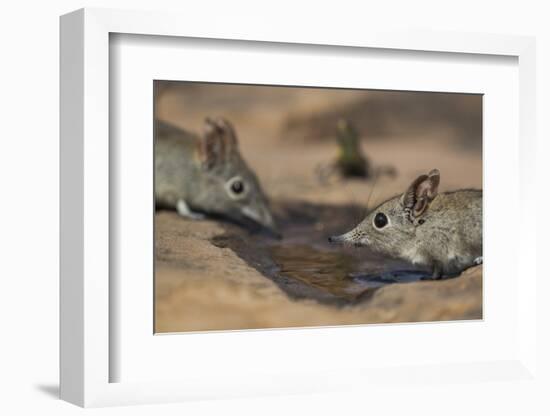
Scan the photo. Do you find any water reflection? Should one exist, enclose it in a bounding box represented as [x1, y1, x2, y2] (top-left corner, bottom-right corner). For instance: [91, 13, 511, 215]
[268, 244, 430, 302]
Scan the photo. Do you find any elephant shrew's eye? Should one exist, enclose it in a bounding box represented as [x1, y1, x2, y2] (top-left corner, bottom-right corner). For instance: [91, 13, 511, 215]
[226, 176, 248, 199]
[374, 212, 388, 229]
[230, 180, 244, 194]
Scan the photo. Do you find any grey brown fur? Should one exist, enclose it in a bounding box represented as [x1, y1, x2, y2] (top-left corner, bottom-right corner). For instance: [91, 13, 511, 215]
[155, 118, 277, 234]
[329, 169, 482, 278]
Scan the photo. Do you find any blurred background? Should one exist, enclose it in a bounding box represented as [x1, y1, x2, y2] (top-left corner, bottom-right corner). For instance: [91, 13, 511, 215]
[154, 82, 483, 333]
[155, 82, 482, 207]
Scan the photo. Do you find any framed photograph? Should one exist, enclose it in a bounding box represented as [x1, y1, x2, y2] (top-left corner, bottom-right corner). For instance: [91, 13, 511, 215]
[60, 8, 537, 407]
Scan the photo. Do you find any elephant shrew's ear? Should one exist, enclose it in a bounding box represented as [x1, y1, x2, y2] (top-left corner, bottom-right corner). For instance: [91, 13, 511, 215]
[199, 117, 239, 170]
[400, 169, 440, 218]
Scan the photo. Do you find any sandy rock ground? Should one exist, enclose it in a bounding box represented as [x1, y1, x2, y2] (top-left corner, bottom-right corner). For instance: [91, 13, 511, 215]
[155, 212, 482, 332]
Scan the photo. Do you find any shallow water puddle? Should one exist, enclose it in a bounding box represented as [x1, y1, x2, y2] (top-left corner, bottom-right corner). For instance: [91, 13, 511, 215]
[268, 244, 430, 303]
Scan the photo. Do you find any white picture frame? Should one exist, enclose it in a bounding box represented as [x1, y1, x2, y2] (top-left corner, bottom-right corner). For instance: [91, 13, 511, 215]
[60, 8, 538, 407]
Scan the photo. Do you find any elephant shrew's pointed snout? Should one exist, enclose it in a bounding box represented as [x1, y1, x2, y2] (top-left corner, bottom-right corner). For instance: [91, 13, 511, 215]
[328, 234, 346, 243]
